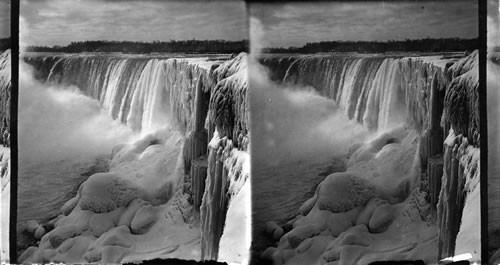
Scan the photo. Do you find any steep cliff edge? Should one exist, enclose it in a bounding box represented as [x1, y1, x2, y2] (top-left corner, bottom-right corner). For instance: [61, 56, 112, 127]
[199, 54, 249, 262]
[258, 51, 479, 264]
[437, 51, 480, 261]
[19, 53, 249, 263]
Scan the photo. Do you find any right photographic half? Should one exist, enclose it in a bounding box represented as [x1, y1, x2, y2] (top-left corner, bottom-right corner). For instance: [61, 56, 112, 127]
[488, 0, 500, 264]
[249, 1, 480, 264]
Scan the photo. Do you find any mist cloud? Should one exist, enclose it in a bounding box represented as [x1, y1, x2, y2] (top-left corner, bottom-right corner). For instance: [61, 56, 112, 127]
[19, 62, 135, 164]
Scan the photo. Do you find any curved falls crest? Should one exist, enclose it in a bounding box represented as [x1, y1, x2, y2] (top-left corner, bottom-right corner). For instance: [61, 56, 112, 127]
[27, 56, 188, 133]
[263, 55, 453, 133]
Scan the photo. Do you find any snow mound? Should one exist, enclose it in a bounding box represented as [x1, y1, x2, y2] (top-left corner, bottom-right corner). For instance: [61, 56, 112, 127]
[315, 172, 377, 213]
[79, 173, 140, 213]
[261, 127, 436, 265]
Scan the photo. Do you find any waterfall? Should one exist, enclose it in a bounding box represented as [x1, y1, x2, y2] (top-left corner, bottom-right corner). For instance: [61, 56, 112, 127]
[25, 56, 173, 133]
[261, 55, 452, 133]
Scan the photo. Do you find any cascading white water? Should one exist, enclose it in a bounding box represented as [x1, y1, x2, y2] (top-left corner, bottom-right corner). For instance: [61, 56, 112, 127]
[279, 56, 416, 132]
[29, 55, 172, 133]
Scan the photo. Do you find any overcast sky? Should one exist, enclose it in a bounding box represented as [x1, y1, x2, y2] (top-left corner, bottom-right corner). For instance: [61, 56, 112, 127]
[251, 1, 479, 48]
[0, 0, 9, 38]
[21, 0, 247, 46]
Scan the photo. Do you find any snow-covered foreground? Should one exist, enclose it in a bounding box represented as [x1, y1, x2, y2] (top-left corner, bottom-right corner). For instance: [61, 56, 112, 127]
[262, 127, 439, 265]
[19, 129, 202, 263]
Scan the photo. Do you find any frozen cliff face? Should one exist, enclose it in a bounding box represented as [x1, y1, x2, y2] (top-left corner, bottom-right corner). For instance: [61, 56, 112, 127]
[0, 50, 10, 147]
[442, 50, 479, 146]
[200, 131, 249, 261]
[208, 53, 249, 150]
[437, 130, 480, 261]
[0, 49, 10, 263]
[488, 56, 500, 263]
[163, 53, 250, 262]
[199, 53, 250, 262]
[436, 51, 480, 262]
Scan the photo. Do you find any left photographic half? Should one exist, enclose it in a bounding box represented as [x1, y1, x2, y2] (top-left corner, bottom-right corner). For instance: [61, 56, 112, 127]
[0, 0, 10, 263]
[17, 0, 250, 264]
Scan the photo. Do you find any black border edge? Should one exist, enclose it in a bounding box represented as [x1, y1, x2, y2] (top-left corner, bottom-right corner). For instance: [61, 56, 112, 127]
[9, 0, 19, 263]
[479, 0, 488, 263]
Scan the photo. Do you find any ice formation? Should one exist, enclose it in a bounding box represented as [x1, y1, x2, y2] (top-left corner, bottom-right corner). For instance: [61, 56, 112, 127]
[19, 53, 249, 263]
[0, 49, 9, 147]
[0, 49, 10, 263]
[488, 55, 500, 263]
[258, 51, 479, 264]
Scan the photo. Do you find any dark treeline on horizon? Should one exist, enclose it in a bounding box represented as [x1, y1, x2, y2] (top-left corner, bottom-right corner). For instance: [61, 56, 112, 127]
[25, 39, 249, 54]
[264, 38, 478, 53]
[0, 38, 10, 51]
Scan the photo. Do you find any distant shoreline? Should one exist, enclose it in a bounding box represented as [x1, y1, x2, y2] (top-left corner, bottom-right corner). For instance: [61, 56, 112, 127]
[24, 39, 249, 54]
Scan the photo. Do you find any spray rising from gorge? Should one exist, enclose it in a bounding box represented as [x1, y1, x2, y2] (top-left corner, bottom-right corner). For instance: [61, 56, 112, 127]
[18, 53, 249, 264]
